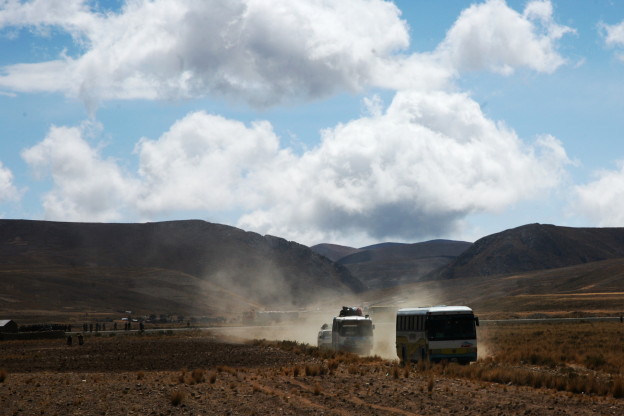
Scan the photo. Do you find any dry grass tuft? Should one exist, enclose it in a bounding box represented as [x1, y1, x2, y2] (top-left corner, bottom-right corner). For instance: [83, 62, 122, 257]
[417, 359, 429, 372]
[170, 390, 185, 406]
[612, 378, 624, 398]
[327, 358, 340, 371]
[191, 369, 204, 384]
[304, 364, 316, 377]
[427, 376, 435, 393]
[305, 364, 325, 377]
[217, 365, 237, 375]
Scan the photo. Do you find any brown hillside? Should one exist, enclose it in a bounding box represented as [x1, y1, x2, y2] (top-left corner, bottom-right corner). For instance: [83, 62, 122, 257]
[0, 220, 363, 319]
[431, 223, 624, 280]
[363, 257, 624, 319]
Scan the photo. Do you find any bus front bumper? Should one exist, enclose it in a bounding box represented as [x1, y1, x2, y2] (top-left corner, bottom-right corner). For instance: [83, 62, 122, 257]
[429, 347, 477, 363]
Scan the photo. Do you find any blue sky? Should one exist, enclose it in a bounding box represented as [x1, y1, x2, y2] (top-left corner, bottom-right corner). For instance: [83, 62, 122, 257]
[1, 0, 624, 248]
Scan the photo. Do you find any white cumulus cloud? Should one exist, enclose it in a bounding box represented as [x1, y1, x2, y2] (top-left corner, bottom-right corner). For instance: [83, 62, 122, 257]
[436, 0, 573, 75]
[0, 0, 575, 111]
[602, 21, 624, 46]
[21, 121, 137, 222]
[600, 20, 624, 61]
[238, 91, 571, 243]
[134, 111, 286, 216]
[573, 163, 624, 226]
[22, 96, 571, 245]
[0, 161, 20, 204]
[0, 0, 412, 110]
[0, 0, 98, 34]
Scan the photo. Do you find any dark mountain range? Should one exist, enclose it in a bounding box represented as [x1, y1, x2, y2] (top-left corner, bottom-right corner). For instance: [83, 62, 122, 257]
[5, 220, 624, 322]
[312, 239, 471, 289]
[309, 243, 361, 262]
[360, 242, 407, 250]
[431, 223, 624, 280]
[0, 219, 363, 318]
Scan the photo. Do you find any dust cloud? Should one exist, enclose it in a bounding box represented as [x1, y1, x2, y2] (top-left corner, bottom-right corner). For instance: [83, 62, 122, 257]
[207, 307, 332, 348]
[198, 263, 482, 362]
[206, 301, 404, 360]
[476, 326, 492, 360]
[211, 317, 400, 360]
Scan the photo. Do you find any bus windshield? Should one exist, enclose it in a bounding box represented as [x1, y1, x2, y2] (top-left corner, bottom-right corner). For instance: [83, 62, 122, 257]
[427, 314, 476, 341]
[339, 322, 373, 337]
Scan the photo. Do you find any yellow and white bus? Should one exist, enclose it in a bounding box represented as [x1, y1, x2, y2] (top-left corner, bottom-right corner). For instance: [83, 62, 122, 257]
[396, 306, 479, 365]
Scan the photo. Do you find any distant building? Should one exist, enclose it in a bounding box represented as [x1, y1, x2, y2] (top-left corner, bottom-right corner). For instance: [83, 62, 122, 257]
[0, 320, 18, 333]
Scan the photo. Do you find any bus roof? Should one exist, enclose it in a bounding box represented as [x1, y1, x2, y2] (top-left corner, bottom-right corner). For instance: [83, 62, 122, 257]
[333, 316, 372, 322]
[396, 306, 473, 315]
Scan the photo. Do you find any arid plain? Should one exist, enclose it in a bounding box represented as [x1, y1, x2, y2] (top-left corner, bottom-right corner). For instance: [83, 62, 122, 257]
[2, 319, 624, 415]
[4, 221, 624, 414]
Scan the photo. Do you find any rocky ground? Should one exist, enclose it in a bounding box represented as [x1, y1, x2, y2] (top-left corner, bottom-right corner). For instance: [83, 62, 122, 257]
[1, 330, 623, 415]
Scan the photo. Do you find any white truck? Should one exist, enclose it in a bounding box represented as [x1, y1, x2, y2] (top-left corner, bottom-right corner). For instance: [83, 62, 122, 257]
[317, 323, 333, 348]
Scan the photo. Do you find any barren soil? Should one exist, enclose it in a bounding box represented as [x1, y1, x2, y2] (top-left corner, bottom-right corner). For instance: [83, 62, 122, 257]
[1, 331, 623, 415]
